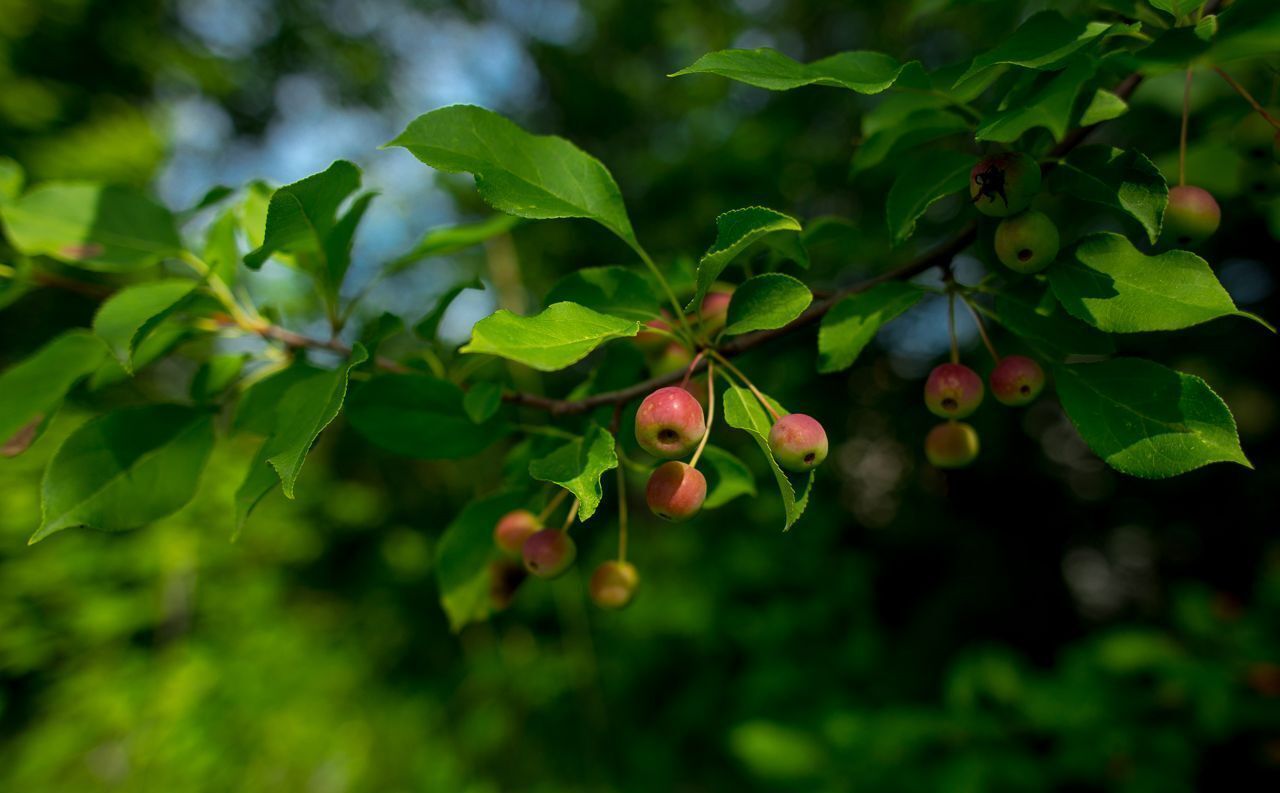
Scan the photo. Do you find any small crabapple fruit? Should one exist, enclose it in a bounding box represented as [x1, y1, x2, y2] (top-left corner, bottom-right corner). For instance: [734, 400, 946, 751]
[994, 210, 1060, 273]
[650, 342, 694, 378]
[970, 152, 1041, 217]
[588, 561, 640, 610]
[925, 421, 980, 469]
[924, 363, 984, 418]
[1162, 185, 1220, 247]
[646, 461, 707, 522]
[989, 355, 1046, 406]
[489, 559, 528, 610]
[635, 386, 706, 458]
[768, 414, 828, 472]
[522, 528, 577, 579]
[494, 509, 541, 555]
[699, 289, 733, 336]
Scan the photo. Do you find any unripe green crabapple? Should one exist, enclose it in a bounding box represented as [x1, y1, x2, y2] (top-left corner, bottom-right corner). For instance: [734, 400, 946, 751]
[925, 421, 980, 469]
[994, 210, 1060, 273]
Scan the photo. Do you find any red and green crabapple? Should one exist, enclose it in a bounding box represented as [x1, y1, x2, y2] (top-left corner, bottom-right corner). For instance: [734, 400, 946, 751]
[768, 413, 828, 472]
[646, 461, 707, 522]
[1162, 186, 1220, 247]
[521, 528, 577, 579]
[924, 363, 984, 419]
[699, 289, 733, 336]
[650, 342, 694, 378]
[588, 561, 640, 609]
[494, 509, 541, 555]
[994, 210, 1060, 273]
[635, 386, 706, 458]
[970, 152, 1041, 217]
[925, 421, 980, 469]
[989, 355, 1046, 406]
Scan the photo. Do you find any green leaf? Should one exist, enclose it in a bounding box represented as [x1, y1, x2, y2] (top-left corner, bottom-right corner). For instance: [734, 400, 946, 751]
[203, 205, 242, 286]
[1047, 147, 1168, 244]
[954, 12, 1138, 86]
[0, 331, 107, 452]
[386, 105, 638, 251]
[671, 48, 915, 94]
[817, 282, 924, 373]
[1048, 233, 1268, 333]
[346, 374, 509, 459]
[992, 284, 1115, 360]
[87, 320, 194, 391]
[1055, 358, 1249, 478]
[722, 386, 813, 531]
[0, 156, 24, 201]
[700, 446, 757, 509]
[190, 354, 247, 403]
[1148, 0, 1207, 21]
[886, 150, 975, 245]
[723, 273, 812, 336]
[266, 344, 369, 498]
[232, 364, 324, 435]
[0, 182, 181, 271]
[415, 278, 484, 340]
[386, 214, 520, 274]
[544, 266, 661, 321]
[851, 108, 970, 175]
[461, 301, 639, 371]
[975, 57, 1095, 143]
[1078, 89, 1128, 126]
[463, 382, 504, 424]
[694, 207, 803, 308]
[233, 438, 279, 536]
[437, 491, 527, 631]
[528, 423, 618, 522]
[91, 280, 199, 373]
[1138, 16, 1218, 69]
[242, 160, 370, 296]
[32, 405, 214, 543]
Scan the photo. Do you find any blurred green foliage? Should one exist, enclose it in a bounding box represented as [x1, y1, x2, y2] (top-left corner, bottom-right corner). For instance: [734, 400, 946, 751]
[1, 0, 1279, 790]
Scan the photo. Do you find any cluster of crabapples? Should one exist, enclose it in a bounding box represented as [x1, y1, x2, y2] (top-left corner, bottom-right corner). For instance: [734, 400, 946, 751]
[490, 506, 640, 610]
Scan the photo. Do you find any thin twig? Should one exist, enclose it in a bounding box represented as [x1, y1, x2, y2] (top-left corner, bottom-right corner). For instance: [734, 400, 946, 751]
[688, 361, 715, 468]
[959, 293, 1000, 363]
[1214, 67, 1280, 131]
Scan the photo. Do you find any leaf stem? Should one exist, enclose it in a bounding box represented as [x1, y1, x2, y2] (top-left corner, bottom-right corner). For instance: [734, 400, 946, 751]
[959, 294, 1000, 363]
[1213, 67, 1280, 131]
[538, 488, 571, 524]
[561, 498, 579, 532]
[681, 349, 707, 389]
[634, 245, 697, 343]
[709, 350, 780, 422]
[181, 251, 264, 331]
[688, 361, 715, 468]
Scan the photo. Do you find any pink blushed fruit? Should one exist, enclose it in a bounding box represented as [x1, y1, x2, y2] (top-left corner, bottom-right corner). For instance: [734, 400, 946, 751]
[635, 386, 706, 459]
[493, 509, 541, 555]
[989, 355, 1046, 406]
[1162, 185, 1221, 247]
[699, 289, 733, 336]
[924, 363, 984, 419]
[768, 413, 828, 472]
[588, 561, 640, 609]
[646, 461, 707, 522]
[521, 529, 577, 579]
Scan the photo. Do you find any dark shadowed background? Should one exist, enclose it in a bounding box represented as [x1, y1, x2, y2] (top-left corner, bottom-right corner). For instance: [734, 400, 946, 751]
[1, 0, 1278, 790]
